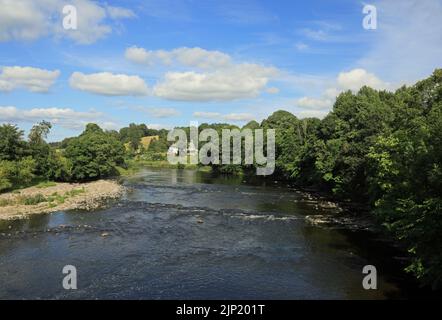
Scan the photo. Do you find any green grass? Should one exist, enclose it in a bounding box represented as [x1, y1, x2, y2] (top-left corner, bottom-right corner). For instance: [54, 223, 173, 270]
[65, 188, 86, 197]
[0, 187, 87, 208]
[0, 198, 14, 207]
[45, 188, 85, 206]
[46, 193, 66, 205]
[21, 194, 47, 205]
[35, 181, 57, 189]
[1, 193, 49, 206]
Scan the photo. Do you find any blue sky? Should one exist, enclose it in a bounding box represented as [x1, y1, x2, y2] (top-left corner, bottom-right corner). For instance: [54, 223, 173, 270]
[0, 0, 441, 141]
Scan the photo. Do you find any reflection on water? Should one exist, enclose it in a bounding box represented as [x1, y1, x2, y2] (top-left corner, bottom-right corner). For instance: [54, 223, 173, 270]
[0, 168, 420, 299]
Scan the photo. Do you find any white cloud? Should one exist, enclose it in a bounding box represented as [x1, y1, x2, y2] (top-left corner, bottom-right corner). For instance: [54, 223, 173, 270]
[130, 106, 180, 118]
[193, 112, 221, 118]
[97, 121, 120, 131]
[193, 111, 254, 122]
[0, 0, 134, 44]
[323, 88, 341, 99]
[0, 106, 113, 130]
[337, 68, 388, 91]
[125, 46, 156, 65]
[106, 6, 136, 19]
[0, 0, 49, 41]
[146, 123, 173, 130]
[222, 113, 254, 121]
[173, 47, 232, 69]
[58, 0, 111, 45]
[0, 66, 60, 93]
[296, 110, 328, 119]
[125, 46, 232, 69]
[295, 68, 388, 114]
[0, 79, 14, 91]
[69, 72, 149, 96]
[153, 64, 278, 101]
[296, 97, 333, 110]
[126, 46, 279, 101]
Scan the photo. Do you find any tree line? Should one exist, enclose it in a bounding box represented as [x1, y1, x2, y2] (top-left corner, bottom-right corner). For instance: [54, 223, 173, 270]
[218, 69, 442, 289]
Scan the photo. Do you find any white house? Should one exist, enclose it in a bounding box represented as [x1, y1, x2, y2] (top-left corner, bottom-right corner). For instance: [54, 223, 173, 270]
[167, 145, 180, 156]
[167, 141, 198, 156]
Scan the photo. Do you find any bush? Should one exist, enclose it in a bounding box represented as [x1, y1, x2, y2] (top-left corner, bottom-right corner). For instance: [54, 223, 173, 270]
[17, 157, 36, 186]
[0, 160, 15, 192]
[21, 193, 47, 205]
[0, 157, 36, 192]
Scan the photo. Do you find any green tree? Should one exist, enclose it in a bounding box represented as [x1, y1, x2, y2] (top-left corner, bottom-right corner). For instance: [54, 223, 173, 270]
[28, 121, 53, 177]
[65, 124, 125, 181]
[0, 124, 26, 161]
[367, 70, 442, 288]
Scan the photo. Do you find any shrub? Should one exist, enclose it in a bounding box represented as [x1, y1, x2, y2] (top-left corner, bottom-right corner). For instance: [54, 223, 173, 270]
[21, 193, 47, 205]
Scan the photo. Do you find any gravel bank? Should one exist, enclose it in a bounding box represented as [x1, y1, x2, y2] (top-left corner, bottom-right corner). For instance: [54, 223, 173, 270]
[0, 180, 124, 221]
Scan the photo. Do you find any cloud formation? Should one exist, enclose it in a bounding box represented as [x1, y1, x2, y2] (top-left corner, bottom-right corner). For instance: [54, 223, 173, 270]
[69, 72, 149, 96]
[0, 66, 60, 93]
[0, 0, 135, 44]
[153, 64, 278, 102]
[125, 46, 232, 69]
[126, 46, 279, 101]
[193, 111, 254, 122]
[337, 68, 388, 92]
[295, 68, 388, 111]
[0, 106, 116, 130]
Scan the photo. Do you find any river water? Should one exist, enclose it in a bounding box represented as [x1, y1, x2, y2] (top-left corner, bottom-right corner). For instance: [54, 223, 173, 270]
[0, 168, 417, 299]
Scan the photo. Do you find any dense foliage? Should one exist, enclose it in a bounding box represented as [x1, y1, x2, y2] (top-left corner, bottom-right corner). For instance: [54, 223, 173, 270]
[0, 122, 127, 190]
[64, 124, 126, 181]
[254, 70, 442, 288]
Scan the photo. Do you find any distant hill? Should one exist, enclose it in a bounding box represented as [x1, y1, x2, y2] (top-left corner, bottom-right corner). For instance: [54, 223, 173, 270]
[124, 135, 159, 151]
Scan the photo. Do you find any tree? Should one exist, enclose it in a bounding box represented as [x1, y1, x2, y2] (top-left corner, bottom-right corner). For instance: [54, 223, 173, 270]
[0, 124, 26, 161]
[29, 121, 51, 145]
[28, 121, 53, 177]
[0, 157, 36, 192]
[261, 110, 304, 178]
[367, 70, 442, 288]
[65, 123, 125, 181]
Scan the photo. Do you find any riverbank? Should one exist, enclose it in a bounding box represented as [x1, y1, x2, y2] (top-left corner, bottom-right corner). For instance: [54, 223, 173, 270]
[298, 188, 379, 232]
[118, 159, 212, 176]
[0, 180, 124, 221]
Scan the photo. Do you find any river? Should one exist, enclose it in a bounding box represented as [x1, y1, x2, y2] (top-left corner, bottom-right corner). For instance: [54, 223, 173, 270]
[0, 168, 420, 299]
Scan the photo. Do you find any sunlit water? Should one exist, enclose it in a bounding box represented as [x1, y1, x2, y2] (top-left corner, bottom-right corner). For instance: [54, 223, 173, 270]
[0, 168, 420, 299]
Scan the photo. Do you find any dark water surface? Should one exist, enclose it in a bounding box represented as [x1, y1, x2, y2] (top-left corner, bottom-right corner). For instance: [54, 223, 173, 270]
[0, 168, 418, 299]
